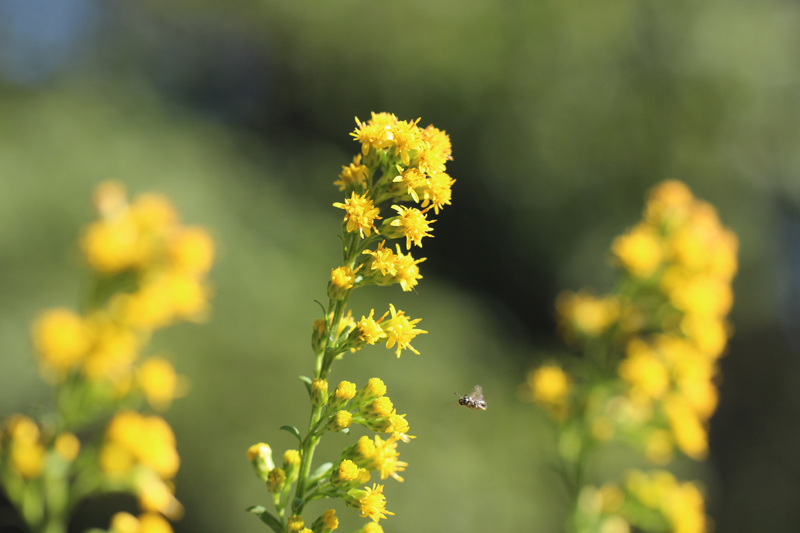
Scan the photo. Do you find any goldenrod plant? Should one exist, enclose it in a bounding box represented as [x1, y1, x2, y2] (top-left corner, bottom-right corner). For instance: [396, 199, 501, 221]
[0, 183, 215, 533]
[246, 113, 454, 533]
[523, 181, 737, 533]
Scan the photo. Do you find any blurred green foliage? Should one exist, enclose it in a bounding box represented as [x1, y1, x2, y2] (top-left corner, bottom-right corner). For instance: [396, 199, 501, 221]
[2, 0, 800, 530]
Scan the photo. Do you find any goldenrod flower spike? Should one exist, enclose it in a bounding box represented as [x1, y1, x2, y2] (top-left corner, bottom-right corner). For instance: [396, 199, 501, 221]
[247, 114, 453, 533]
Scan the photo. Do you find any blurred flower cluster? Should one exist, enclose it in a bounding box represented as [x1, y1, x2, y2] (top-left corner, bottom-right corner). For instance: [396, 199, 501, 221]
[522, 181, 737, 533]
[0, 183, 215, 533]
[247, 113, 453, 533]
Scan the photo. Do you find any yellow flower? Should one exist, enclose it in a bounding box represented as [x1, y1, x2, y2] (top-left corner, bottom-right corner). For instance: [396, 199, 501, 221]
[128, 194, 178, 235]
[5, 415, 45, 478]
[371, 435, 407, 482]
[287, 515, 305, 533]
[391, 246, 425, 292]
[137, 477, 184, 520]
[360, 397, 395, 419]
[392, 167, 428, 203]
[387, 205, 435, 249]
[328, 265, 360, 300]
[351, 114, 394, 155]
[381, 304, 427, 357]
[353, 523, 384, 533]
[357, 310, 388, 346]
[335, 155, 369, 192]
[247, 442, 274, 481]
[664, 395, 707, 460]
[330, 381, 357, 410]
[331, 459, 369, 488]
[556, 292, 619, 339]
[168, 227, 215, 276]
[611, 223, 663, 278]
[333, 193, 382, 238]
[343, 436, 377, 465]
[362, 241, 398, 277]
[346, 483, 395, 522]
[618, 339, 670, 402]
[528, 365, 571, 408]
[645, 180, 694, 227]
[267, 467, 286, 493]
[81, 216, 142, 273]
[54, 432, 81, 461]
[103, 411, 180, 479]
[137, 357, 182, 411]
[110, 512, 139, 533]
[667, 275, 733, 318]
[283, 449, 301, 482]
[419, 171, 455, 214]
[137, 513, 174, 533]
[311, 509, 339, 533]
[32, 308, 92, 375]
[390, 118, 423, 167]
[328, 411, 353, 432]
[82, 318, 139, 383]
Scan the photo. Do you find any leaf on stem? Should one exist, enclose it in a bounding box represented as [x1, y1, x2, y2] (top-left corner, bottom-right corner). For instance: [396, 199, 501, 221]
[299, 376, 313, 396]
[247, 505, 285, 533]
[280, 425, 303, 445]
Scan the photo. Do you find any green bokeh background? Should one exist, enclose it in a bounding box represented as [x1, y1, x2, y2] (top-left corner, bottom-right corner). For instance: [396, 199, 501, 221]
[1, 1, 800, 531]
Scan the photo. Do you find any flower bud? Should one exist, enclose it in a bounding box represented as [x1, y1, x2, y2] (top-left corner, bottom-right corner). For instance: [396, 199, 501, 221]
[247, 443, 274, 482]
[329, 381, 356, 410]
[54, 432, 81, 461]
[287, 515, 305, 532]
[267, 468, 286, 493]
[341, 436, 376, 467]
[283, 449, 301, 483]
[353, 523, 384, 533]
[311, 319, 327, 355]
[311, 509, 339, 533]
[311, 379, 329, 407]
[353, 378, 387, 407]
[327, 411, 353, 432]
[331, 459, 370, 489]
[359, 397, 394, 420]
[327, 266, 357, 301]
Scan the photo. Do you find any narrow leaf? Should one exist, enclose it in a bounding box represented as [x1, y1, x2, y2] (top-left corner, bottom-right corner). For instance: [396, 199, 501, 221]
[247, 505, 285, 533]
[311, 462, 333, 480]
[299, 376, 313, 396]
[280, 425, 303, 445]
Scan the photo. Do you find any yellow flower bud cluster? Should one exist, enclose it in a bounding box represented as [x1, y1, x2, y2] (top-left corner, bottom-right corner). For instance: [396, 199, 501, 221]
[31, 183, 211, 410]
[99, 411, 182, 519]
[82, 181, 215, 330]
[523, 364, 572, 420]
[1, 415, 46, 479]
[109, 511, 174, 533]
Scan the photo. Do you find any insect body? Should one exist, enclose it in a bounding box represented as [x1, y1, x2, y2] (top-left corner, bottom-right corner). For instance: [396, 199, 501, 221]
[455, 385, 487, 410]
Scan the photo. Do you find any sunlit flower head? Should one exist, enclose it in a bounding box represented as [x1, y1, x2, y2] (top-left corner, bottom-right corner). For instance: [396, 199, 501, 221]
[168, 227, 215, 276]
[362, 241, 397, 277]
[393, 167, 428, 203]
[390, 118, 423, 167]
[612, 223, 663, 278]
[381, 304, 427, 357]
[346, 484, 395, 523]
[137, 357, 182, 411]
[351, 114, 395, 155]
[419, 171, 455, 214]
[389, 205, 435, 249]
[392, 246, 425, 292]
[335, 154, 370, 192]
[358, 309, 388, 345]
[333, 193, 382, 238]
[32, 308, 92, 376]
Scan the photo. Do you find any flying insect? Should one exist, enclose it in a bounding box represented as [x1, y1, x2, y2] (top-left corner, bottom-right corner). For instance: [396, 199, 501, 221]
[455, 385, 487, 410]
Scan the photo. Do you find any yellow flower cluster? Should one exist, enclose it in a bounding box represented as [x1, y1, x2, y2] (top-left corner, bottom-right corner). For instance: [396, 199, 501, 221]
[1, 416, 47, 479]
[31, 182, 213, 408]
[524, 364, 572, 420]
[109, 511, 174, 533]
[99, 411, 183, 519]
[624, 470, 707, 533]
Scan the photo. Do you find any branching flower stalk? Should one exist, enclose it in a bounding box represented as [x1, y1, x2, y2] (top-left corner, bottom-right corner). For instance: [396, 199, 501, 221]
[247, 113, 454, 533]
[523, 181, 737, 533]
[0, 183, 216, 533]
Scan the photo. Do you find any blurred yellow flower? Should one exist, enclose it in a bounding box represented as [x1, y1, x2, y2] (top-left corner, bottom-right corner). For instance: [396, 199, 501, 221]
[611, 223, 663, 278]
[168, 227, 215, 276]
[138, 357, 183, 411]
[32, 308, 92, 375]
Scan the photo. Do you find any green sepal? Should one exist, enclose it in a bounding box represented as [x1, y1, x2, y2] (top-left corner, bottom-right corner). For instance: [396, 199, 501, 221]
[299, 376, 313, 396]
[247, 505, 285, 533]
[280, 425, 303, 445]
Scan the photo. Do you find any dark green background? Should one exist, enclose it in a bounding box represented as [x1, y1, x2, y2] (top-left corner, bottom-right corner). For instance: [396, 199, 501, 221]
[1, 0, 799, 531]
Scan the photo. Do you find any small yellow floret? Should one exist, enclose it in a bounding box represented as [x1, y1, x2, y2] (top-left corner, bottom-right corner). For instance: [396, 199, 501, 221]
[389, 205, 435, 249]
[138, 357, 180, 411]
[333, 193, 381, 238]
[55, 432, 81, 461]
[109, 512, 139, 533]
[381, 304, 427, 357]
[612, 223, 663, 278]
[32, 308, 92, 375]
[358, 309, 388, 345]
[168, 227, 215, 275]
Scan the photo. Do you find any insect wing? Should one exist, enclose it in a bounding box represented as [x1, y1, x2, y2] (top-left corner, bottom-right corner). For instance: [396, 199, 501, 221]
[467, 385, 484, 402]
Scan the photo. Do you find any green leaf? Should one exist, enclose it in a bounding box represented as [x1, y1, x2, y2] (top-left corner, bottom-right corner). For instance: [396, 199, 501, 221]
[299, 376, 313, 396]
[247, 505, 285, 533]
[280, 425, 303, 445]
[311, 462, 333, 479]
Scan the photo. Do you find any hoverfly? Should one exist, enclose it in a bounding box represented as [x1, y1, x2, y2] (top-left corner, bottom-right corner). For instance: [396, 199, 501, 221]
[455, 385, 487, 410]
